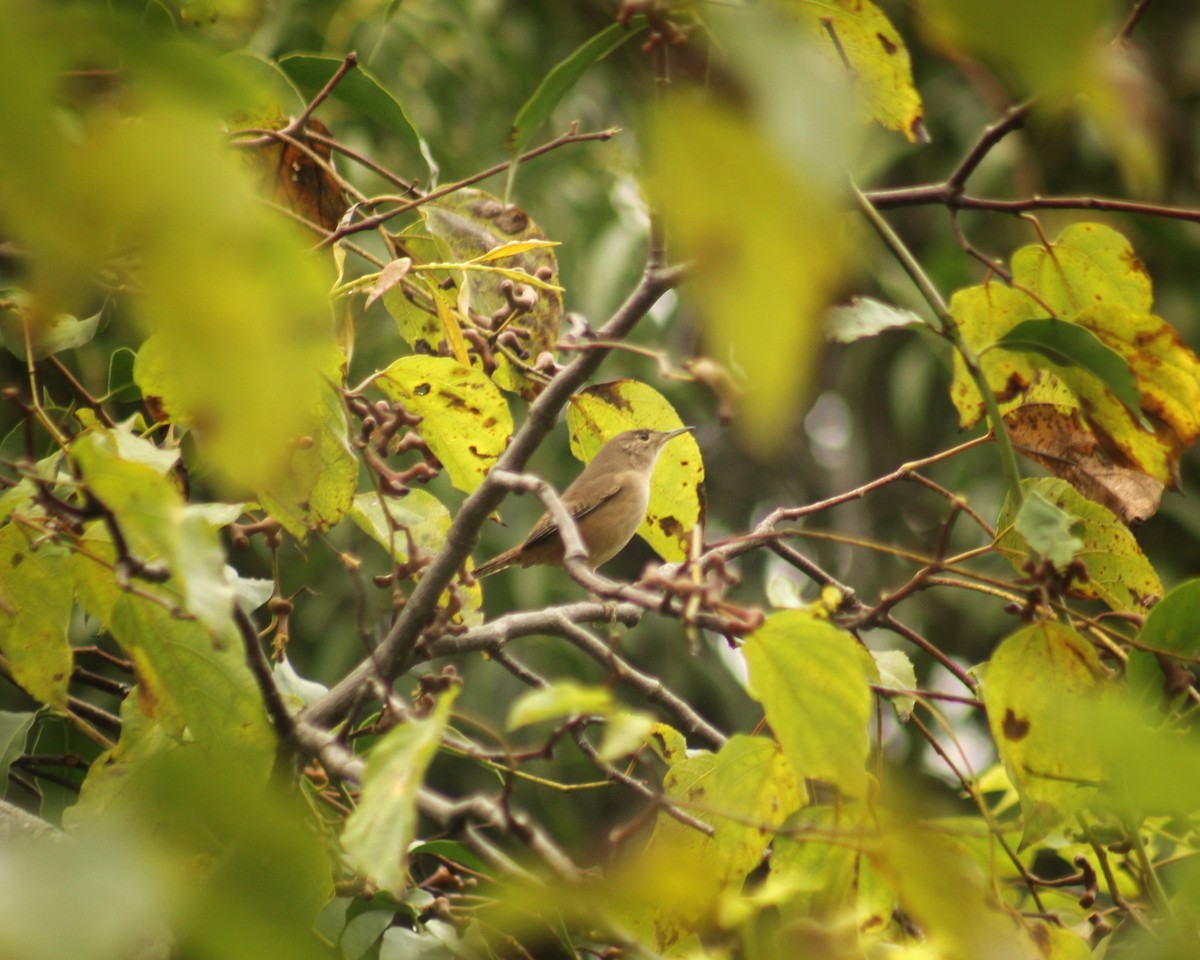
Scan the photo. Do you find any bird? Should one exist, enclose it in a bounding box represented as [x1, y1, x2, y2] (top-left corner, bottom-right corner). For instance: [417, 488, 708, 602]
[473, 426, 694, 577]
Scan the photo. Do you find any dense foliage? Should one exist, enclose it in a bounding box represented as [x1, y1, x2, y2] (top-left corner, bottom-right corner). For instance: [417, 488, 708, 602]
[4, 1, 1200, 958]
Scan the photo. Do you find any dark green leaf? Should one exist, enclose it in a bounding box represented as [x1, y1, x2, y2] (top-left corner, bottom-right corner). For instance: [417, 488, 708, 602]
[106, 347, 140, 402]
[280, 54, 435, 177]
[992, 318, 1148, 427]
[508, 19, 645, 154]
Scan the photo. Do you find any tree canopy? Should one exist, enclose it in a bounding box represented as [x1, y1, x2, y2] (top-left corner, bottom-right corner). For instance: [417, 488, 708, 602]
[4, 1, 1200, 958]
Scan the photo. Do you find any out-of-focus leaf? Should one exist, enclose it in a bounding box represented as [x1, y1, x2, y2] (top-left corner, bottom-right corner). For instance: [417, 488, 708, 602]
[646, 95, 847, 455]
[71, 428, 234, 630]
[506, 682, 613, 731]
[597, 711, 657, 763]
[872, 650, 917, 721]
[508, 20, 645, 154]
[825, 297, 925, 343]
[982, 621, 1111, 845]
[0, 293, 102, 360]
[567, 380, 704, 562]
[922, 0, 1110, 100]
[996, 478, 1161, 612]
[256, 345, 357, 538]
[341, 908, 395, 960]
[1013, 488, 1084, 568]
[419, 188, 562, 400]
[342, 689, 458, 895]
[105, 347, 140, 402]
[280, 53, 436, 177]
[378, 356, 512, 493]
[272, 657, 329, 712]
[0, 709, 36, 786]
[0, 523, 72, 708]
[776, 0, 926, 141]
[743, 610, 871, 797]
[623, 735, 803, 952]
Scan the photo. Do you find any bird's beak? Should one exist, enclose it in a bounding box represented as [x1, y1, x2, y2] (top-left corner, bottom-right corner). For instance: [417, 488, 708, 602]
[663, 426, 694, 441]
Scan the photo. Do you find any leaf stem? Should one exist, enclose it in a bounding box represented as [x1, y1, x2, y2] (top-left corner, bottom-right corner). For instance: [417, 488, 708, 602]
[851, 181, 1024, 507]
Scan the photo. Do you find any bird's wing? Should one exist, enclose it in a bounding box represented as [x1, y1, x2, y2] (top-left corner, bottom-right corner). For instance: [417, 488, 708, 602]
[521, 480, 625, 550]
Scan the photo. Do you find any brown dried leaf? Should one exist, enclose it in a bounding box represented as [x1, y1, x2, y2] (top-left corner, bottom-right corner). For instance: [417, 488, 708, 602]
[1005, 403, 1164, 524]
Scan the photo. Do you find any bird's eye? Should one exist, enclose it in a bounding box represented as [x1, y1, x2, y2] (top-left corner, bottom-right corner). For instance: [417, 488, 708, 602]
[637, 430, 650, 442]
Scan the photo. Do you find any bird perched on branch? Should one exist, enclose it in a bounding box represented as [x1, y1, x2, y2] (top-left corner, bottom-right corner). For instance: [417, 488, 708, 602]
[474, 426, 693, 577]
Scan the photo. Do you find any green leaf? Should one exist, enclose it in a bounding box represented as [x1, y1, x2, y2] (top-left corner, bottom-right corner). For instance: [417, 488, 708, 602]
[0, 709, 36, 786]
[0, 293, 102, 360]
[377, 356, 512, 493]
[508, 20, 645, 154]
[0, 524, 73, 708]
[342, 688, 457, 895]
[743, 610, 871, 797]
[255, 347, 358, 537]
[341, 909, 395, 960]
[623, 735, 803, 952]
[1013, 489, 1083, 568]
[872, 650, 917, 721]
[349, 490, 482, 626]
[71, 428, 234, 630]
[597, 711, 656, 763]
[506, 681, 614, 731]
[567, 380, 705, 562]
[991, 318, 1147, 427]
[982, 621, 1110, 846]
[105, 347, 140, 402]
[1126, 579, 1200, 704]
[996, 478, 1161, 613]
[279, 54, 435, 177]
[826, 297, 925, 343]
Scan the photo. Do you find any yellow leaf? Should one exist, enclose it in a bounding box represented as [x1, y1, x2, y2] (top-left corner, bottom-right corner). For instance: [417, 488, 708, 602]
[778, 0, 926, 142]
[567, 380, 705, 562]
[982, 621, 1111, 845]
[646, 98, 846, 456]
[377, 356, 512, 493]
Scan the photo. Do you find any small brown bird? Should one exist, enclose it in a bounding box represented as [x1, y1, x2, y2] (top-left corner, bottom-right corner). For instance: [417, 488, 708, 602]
[474, 426, 694, 577]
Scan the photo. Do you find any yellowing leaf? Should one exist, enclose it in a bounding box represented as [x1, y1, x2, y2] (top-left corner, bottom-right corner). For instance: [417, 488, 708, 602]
[377, 356, 512, 493]
[1010, 222, 1153, 316]
[255, 346, 358, 538]
[71, 428, 235, 631]
[623, 735, 803, 951]
[419, 188, 563, 400]
[778, 0, 926, 142]
[949, 224, 1200, 503]
[342, 688, 457, 895]
[506, 682, 613, 730]
[567, 380, 705, 562]
[646, 98, 846, 456]
[743, 610, 871, 797]
[996, 478, 1161, 613]
[0, 524, 72, 708]
[982, 622, 1110, 845]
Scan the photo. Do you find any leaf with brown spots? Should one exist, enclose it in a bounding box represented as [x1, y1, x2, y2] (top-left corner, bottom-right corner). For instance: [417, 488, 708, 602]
[949, 223, 1200, 517]
[996, 478, 1162, 613]
[983, 621, 1111, 846]
[378, 355, 512, 493]
[567, 379, 705, 562]
[420, 188, 563, 401]
[775, 0, 926, 142]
